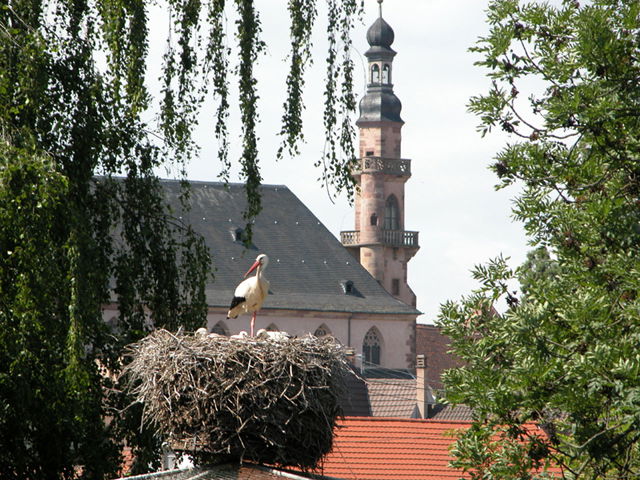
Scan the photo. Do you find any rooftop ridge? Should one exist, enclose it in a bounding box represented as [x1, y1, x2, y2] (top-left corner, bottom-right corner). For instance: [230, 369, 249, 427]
[95, 175, 290, 190]
[161, 178, 291, 190]
[340, 416, 472, 425]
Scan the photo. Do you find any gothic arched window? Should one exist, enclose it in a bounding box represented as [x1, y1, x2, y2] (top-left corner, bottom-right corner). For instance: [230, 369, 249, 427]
[106, 315, 120, 334]
[211, 321, 228, 336]
[314, 324, 331, 337]
[382, 64, 391, 84]
[363, 327, 382, 366]
[371, 64, 380, 83]
[384, 195, 399, 230]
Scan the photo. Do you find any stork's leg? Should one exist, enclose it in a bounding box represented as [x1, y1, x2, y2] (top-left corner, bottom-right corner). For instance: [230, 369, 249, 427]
[250, 312, 256, 337]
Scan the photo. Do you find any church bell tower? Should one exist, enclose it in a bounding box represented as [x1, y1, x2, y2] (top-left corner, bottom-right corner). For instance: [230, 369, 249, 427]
[340, 1, 419, 307]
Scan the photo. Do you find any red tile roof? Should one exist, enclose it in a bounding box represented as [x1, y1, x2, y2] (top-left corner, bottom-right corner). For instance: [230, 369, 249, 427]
[315, 417, 469, 480]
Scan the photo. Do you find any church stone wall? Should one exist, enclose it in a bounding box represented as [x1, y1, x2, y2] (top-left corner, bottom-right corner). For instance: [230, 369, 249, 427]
[205, 309, 414, 370]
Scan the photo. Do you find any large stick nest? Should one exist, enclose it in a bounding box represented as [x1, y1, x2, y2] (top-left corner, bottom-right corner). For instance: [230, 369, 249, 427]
[123, 329, 350, 469]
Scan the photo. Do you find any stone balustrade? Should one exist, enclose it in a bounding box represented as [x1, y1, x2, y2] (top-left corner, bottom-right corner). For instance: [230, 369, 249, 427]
[340, 230, 419, 248]
[353, 156, 411, 176]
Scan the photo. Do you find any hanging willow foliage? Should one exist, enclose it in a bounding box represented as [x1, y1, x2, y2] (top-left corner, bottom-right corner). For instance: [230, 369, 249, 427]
[159, 0, 363, 227]
[0, 0, 363, 477]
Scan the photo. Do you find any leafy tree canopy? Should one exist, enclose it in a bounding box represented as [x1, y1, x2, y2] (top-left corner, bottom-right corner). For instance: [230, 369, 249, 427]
[439, 0, 640, 478]
[518, 246, 560, 297]
[0, 0, 362, 477]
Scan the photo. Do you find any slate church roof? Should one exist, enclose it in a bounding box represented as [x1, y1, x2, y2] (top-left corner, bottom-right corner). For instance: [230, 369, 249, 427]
[366, 378, 420, 418]
[163, 180, 419, 316]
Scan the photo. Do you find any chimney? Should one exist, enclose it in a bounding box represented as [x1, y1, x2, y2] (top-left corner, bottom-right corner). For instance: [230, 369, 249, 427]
[416, 354, 434, 418]
[345, 348, 357, 368]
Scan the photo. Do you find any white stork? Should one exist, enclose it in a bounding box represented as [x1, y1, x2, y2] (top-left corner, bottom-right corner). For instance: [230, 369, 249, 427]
[226, 253, 270, 336]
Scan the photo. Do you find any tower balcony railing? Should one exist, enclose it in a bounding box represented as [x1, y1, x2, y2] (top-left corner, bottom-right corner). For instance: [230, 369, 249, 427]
[340, 230, 360, 245]
[340, 229, 419, 248]
[352, 156, 411, 177]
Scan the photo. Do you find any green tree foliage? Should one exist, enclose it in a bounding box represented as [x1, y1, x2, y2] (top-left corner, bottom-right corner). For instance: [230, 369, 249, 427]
[0, 0, 362, 477]
[518, 246, 560, 297]
[439, 1, 640, 478]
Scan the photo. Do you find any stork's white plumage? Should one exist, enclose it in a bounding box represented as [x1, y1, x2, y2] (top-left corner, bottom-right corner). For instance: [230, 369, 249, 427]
[226, 254, 270, 336]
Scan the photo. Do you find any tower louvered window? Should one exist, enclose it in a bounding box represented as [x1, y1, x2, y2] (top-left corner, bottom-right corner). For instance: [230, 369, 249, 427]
[382, 64, 390, 84]
[371, 64, 380, 83]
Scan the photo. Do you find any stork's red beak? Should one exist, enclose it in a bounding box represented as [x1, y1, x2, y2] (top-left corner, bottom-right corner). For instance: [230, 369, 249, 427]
[244, 259, 260, 278]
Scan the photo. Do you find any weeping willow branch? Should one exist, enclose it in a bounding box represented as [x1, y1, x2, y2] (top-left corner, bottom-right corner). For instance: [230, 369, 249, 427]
[277, 0, 318, 159]
[157, 0, 363, 221]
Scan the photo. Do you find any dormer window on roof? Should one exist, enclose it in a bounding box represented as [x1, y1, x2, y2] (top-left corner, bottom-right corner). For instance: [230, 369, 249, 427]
[340, 279, 355, 295]
[230, 226, 257, 249]
[231, 227, 245, 242]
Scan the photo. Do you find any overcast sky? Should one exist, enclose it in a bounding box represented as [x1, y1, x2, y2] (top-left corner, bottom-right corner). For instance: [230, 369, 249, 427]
[159, 0, 532, 323]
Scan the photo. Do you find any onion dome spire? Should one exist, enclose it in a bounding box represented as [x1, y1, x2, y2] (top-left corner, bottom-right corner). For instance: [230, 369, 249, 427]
[357, 1, 403, 125]
[366, 0, 395, 49]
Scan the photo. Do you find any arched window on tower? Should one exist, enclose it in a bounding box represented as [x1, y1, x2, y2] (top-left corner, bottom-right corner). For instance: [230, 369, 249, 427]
[371, 64, 380, 83]
[370, 212, 378, 226]
[384, 195, 399, 230]
[363, 327, 382, 366]
[382, 64, 391, 84]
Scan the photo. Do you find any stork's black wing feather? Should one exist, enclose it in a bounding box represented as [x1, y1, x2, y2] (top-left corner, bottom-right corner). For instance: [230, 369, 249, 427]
[229, 296, 245, 310]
